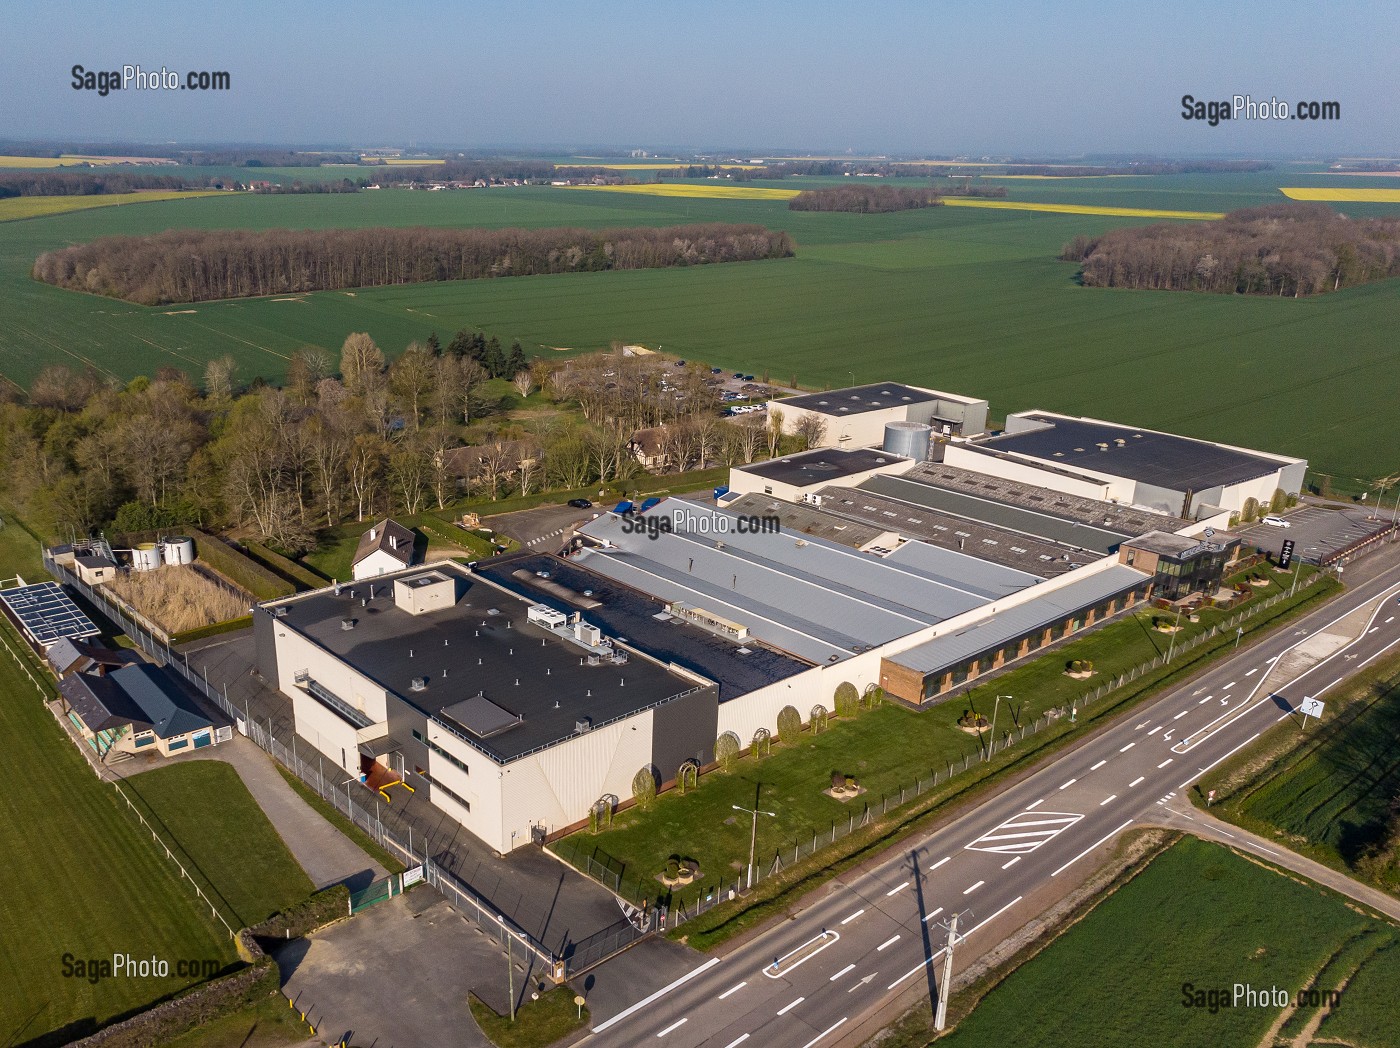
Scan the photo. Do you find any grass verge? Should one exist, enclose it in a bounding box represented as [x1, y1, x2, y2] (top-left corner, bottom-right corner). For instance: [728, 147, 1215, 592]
[468, 989, 588, 1048]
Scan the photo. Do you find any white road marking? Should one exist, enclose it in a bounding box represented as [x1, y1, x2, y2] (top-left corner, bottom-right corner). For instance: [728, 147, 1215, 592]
[1158, 759, 1174, 768]
[593, 957, 720, 1033]
[799, 1017, 848, 1048]
[762, 931, 840, 979]
[1100, 795, 1117, 806]
[1060, 778, 1077, 789]
[723, 1035, 750, 1048]
[1002, 856, 1021, 869]
[829, 964, 854, 982]
[963, 880, 984, 895]
[962, 896, 1025, 937]
[923, 906, 944, 923]
[1369, 627, 1379, 634]
[1245, 668, 1257, 676]
[1129, 776, 1145, 787]
[1177, 732, 1261, 789]
[1173, 710, 1190, 720]
[889, 948, 946, 989]
[656, 1018, 688, 1037]
[1147, 726, 1162, 735]
[878, 935, 901, 951]
[1090, 760, 1107, 770]
[718, 981, 747, 1000]
[928, 856, 950, 872]
[1120, 743, 1136, 752]
[1025, 798, 1044, 810]
[1051, 820, 1135, 877]
[1386, 616, 1395, 624]
[840, 909, 864, 926]
[1224, 681, 1236, 689]
[966, 812, 1083, 854]
[776, 997, 804, 1016]
[1198, 696, 1213, 705]
[886, 881, 909, 897]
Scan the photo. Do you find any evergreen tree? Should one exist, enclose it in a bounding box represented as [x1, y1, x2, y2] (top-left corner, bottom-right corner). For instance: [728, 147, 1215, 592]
[506, 340, 527, 376]
[426, 331, 441, 356]
[483, 337, 506, 377]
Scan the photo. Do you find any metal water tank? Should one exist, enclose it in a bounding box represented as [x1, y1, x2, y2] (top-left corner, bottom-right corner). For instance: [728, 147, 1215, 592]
[131, 542, 163, 572]
[163, 536, 195, 565]
[883, 421, 932, 461]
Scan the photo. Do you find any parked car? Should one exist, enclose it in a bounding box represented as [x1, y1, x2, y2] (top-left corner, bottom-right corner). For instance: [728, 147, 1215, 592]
[567, 498, 593, 509]
[711, 367, 723, 374]
[674, 359, 686, 367]
[1262, 515, 1290, 528]
[743, 374, 756, 381]
[734, 372, 744, 378]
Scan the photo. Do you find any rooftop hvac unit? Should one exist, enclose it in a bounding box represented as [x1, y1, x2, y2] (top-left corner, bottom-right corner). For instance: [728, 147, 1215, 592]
[575, 717, 592, 732]
[340, 618, 355, 631]
[274, 606, 288, 618]
[575, 622, 602, 646]
[410, 676, 428, 692]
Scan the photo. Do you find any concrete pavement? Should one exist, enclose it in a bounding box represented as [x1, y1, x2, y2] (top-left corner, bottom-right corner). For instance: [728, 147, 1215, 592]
[579, 549, 1400, 1047]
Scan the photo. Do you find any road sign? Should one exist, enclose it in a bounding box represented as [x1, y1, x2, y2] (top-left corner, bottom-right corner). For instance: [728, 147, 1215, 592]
[1300, 697, 1325, 718]
[1279, 539, 1295, 570]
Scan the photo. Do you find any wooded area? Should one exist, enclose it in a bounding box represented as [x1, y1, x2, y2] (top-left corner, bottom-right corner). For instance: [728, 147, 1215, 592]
[788, 185, 944, 213]
[32, 223, 795, 305]
[1061, 203, 1400, 296]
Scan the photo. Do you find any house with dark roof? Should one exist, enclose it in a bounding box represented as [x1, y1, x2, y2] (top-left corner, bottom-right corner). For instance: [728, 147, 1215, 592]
[45, 636, 140, 678]
[57, 663, 216, 759]
[351, 519, 418, 581]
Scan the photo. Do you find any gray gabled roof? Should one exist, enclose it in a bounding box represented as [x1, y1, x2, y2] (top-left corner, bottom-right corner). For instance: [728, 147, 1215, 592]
[60, 673, 151, 734]
[109, 664, 211, 740]
[887, 564, 1150, 676]
[352, 518, 415, 568]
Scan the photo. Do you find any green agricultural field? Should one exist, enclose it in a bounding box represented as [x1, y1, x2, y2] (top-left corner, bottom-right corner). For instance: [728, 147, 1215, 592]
[0, 507, 50, 582]
[938, 837, 1399, 1048]
[1315, 936, 1400, 1046]
[2, 171, 1400, 483]
[0, 623, 237, 1048]
[117, 761, 315, 927]
[1208, 656, 1400, 893]
[553, 569, 1332, 908]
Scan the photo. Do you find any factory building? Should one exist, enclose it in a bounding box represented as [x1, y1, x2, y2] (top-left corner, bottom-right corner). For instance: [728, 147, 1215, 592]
[726, 446, 913, 502]
[770, 382, 988, 450]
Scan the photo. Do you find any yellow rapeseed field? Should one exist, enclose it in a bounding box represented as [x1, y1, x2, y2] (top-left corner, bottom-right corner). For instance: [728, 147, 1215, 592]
[940, 198, 1222, 220]
[0, 154, 171, 168]
[564, 183, 800, 200]
[1279, 187, 1400, 203]
[0, 190, 228, 223]
[558, 163, 766, 171]
[371, 157, 446, 165]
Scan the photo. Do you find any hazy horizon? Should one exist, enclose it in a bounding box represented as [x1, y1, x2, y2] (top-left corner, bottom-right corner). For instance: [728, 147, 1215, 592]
[3, 0, 1397, 155]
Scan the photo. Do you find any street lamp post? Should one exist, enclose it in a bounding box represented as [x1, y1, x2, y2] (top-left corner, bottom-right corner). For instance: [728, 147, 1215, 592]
[732, 803, 776, 889]
[987, 695, 1011, 760]
[1166, 607, 1184, 662]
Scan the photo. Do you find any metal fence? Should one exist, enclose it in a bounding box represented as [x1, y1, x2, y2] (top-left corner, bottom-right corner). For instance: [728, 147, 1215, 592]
[46, 555, 566, 977]
[553, 574, 1330, 927]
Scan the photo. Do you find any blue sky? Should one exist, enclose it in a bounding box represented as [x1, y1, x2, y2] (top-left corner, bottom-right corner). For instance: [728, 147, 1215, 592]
[2, 0, 1394, 154]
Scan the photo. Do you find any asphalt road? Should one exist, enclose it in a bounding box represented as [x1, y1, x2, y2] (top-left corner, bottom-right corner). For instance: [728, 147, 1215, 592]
[583, 555, 1400, 1048]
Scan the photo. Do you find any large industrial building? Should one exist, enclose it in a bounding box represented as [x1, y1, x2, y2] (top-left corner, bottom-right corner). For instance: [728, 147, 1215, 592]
[769, 382, 989, 448]
[253, 564, 717, 853]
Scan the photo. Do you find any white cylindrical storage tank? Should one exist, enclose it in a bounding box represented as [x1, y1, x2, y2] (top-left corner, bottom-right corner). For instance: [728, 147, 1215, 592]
[163, 536, 195, 565]
[883, 421, 932, 461]
[131, 542, 163, 572]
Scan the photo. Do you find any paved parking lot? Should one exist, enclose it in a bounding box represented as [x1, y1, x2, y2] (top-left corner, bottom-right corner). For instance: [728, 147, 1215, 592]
[1234, 504, 1391, 562]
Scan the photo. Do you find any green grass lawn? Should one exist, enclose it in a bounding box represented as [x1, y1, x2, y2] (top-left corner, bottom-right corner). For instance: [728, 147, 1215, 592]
[2, 177, 1399, 483]
[554, 567, 1332, 909]
[938, 837, 1399, 1048]
[0, 623, 237, 1048]
[1316, 936, 1400, 1046]
[1205, 652, 1400, 894]
[159, 990, 308, 1048]
[0, 505, 51, 582]
[117, 761, 315, 927]
[468, 988, 588, 1048]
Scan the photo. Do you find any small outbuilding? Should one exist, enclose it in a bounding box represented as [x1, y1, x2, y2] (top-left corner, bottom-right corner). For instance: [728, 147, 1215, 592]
[351, 519, 418, 581]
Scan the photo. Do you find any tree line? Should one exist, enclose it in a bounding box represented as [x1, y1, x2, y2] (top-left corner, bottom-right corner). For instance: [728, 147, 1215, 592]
[1061, 203, 1400, 297]
[33, 223, 795, 305]
[788, 185, 944, 213]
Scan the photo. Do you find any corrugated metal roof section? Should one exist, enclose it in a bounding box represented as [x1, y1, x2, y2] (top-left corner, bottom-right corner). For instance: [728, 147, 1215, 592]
[879, 539, 1044, 599]
[887, 565, 1150, 676]
[578, 503, 1001, 643]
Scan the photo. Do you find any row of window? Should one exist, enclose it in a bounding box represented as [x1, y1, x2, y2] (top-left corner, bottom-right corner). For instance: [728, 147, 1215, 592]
[412, 728, 470, 775]
[423, 771, 471, 812]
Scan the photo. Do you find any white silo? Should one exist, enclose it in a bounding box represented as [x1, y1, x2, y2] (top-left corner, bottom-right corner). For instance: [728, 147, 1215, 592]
[163, 536, 196, 565]
[131, 542, 163, 572]
[883, 421, 932, 461]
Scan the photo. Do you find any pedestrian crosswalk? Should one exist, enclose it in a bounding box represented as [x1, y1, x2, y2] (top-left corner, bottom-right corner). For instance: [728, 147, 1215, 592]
[965, 810, 1083, 854]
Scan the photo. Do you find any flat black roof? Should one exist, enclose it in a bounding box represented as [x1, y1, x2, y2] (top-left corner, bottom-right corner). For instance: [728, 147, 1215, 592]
[777, 383, 938, 416]
[476, 553, 810, 700]
[273, 565, 704, 762]
[739, 447, 906, 488]
[987, 415, 1286, 491]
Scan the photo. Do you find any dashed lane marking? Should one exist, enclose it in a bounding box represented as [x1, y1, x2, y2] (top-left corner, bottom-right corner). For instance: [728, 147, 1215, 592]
[1120, 743, 1135, 752]
[657, 1018, 688, 1037]
[1173, 710, 1190, 720]
[776, 997, 804, 1017]
[1060, 778, 1077, 789]
[928, 856, 950, 872]
[830, 964, 854, 982]
[964, 880, 985, 895]
[1158, 759, 1174, 768]
[1101, 795, 1117, 805]
[840, 909, 864, 925]
[1002, 856, 1021, 869]
[718, 981, 747, 999]
[1090, 760, 1107, 770]
[886, 881, 909, 897]
[923, 906, 944, 923]
[878, 935, 900, 951]
[1129, 776, 1145, 787]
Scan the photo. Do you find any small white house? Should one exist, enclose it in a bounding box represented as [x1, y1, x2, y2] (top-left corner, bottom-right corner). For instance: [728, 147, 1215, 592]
[351, 519, 417, 581]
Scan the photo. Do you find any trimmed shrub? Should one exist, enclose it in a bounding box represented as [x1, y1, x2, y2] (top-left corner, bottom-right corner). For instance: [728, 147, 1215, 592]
[862, 686, 884, 709]
[834, 681, 859, 718]
[831, 770, 845, 789]
[776, 705, 801, 746]
[1240, 496, 1260, 524]
[632, 766, 657, 811]
[810, 704, 829, 734]
[715, 732, 740, 772]
[250, 885, 349, 941]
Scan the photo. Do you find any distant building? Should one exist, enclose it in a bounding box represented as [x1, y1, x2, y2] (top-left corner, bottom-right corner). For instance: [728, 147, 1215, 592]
[351, 519, 417, 581]
[628, 427, 670, 471]
[770, 382, 988, 450]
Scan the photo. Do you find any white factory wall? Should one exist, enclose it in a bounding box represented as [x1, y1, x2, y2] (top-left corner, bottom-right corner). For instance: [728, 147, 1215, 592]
[291, 689, 362, 775]
[424, 724, 502, 850]
[496, 711, 656, 852]
[941, 443, 1123, 502]
[272, 626, 389, 723]
[769, 403, 907, 450]
[715, 649, 889, 746]
[1216, 470, 1295, 516]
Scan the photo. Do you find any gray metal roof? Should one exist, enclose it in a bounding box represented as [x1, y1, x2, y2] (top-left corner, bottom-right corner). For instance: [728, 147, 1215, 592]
[576, 500, 1031, 663]
[109, 664, 211, 739]
[721, 493, 886, 549]
[887, 565, 1150, 676]
[59, 672, 152, 734]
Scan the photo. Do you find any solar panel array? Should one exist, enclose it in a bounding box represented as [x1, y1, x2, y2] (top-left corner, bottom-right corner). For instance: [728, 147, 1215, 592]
[0, 581, 100, 646]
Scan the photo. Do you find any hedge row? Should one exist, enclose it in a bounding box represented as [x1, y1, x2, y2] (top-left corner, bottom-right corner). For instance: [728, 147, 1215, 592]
[241, 539, 326, 591]
[170, 615, 253, 646]
[418, 516, 495, 558]
[190, 531, 293, 602]
[249, 884, 350, 941]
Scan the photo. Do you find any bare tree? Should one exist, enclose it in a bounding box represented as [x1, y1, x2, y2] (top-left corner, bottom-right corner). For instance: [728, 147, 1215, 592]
[766, 407, 784, 458]
[794, 413, 828, 450]
[203, 355, 238, 402]
[512, 371, 536, 399]
[340, 332, 385, 396]
[390, 342, 435, 430]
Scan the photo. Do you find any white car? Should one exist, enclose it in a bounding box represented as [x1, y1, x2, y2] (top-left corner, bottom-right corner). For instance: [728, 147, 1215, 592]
[1262, 515, 1290, 528]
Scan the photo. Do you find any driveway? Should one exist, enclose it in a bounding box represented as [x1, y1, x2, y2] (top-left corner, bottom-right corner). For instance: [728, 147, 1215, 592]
[487, 504, 600, 551]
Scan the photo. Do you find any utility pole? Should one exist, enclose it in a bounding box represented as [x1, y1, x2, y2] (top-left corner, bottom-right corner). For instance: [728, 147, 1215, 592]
[934, 910, 970, 1031]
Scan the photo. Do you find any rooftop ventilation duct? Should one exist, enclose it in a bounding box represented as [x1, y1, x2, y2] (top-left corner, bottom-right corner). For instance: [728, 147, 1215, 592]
[410, 676, 428, 692]
[340, 618, 355, 631]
